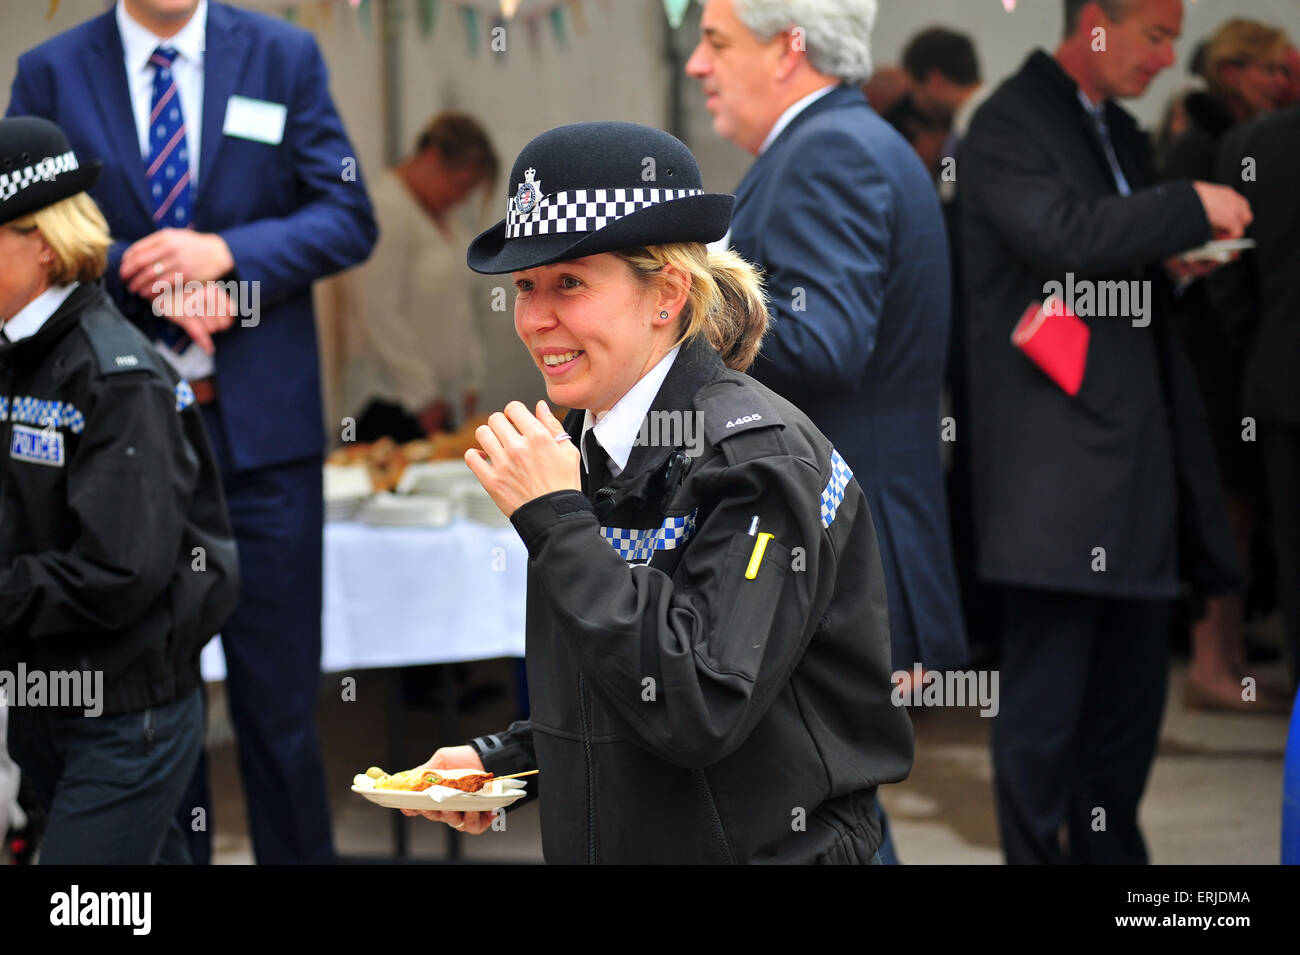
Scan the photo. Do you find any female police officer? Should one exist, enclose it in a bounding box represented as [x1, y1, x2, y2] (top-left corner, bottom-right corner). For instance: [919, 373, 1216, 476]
[408, 122, 912, 863]
[0, 118, 238, 863]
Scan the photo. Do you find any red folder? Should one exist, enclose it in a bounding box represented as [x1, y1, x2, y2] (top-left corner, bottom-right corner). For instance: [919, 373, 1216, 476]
[1011, 296, 1090, 396]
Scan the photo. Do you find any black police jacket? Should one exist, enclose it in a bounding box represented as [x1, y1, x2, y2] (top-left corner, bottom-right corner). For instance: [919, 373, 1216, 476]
[473, 336, 913, 863]
[0, 281, 239, 715]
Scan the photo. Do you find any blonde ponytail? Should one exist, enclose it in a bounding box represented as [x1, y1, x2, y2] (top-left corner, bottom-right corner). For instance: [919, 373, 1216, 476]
[614, 243, 770, 372]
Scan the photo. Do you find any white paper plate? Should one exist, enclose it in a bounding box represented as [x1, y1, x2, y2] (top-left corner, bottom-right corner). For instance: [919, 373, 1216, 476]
[351, 774, 528, 812]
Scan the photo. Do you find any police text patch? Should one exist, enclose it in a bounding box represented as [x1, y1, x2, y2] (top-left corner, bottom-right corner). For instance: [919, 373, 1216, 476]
[10, 423, 64, 467]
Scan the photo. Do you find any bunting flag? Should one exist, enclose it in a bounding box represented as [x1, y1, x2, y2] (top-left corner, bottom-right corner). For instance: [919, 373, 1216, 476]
[568, 0, 587, 36]
[1002, 0, 1016, 10]
[462, 6, 480, 54]
[663, 0, 690, 30]
[417, 0, 438, 37]
[46, 0, 59, 19]
[500, 0, 521, 18]
[549, 6, 567, 47]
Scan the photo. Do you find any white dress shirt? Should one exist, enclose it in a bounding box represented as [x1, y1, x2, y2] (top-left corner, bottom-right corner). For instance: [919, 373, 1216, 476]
[117, 0, 206, 183]
[581, 345, 680, 478]
[2, 284, 79, 341]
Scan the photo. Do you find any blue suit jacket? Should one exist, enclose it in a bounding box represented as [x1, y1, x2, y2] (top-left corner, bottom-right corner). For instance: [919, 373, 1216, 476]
[729, 84, 967, 669]
[7, 2, 377, 472]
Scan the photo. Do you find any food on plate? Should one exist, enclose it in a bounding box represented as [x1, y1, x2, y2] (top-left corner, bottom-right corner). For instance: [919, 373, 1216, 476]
[364, 766, 495, 793]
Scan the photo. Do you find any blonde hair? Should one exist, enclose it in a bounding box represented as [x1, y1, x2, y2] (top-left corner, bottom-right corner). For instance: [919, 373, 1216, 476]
[614, 243, 770, 373]
[8, 192, 110, 284]
[1206, 19, 1289, 100]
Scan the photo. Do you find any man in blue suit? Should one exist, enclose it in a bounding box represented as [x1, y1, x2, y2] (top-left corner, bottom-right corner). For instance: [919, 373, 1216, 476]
[687, 0, 967, 677]
[8, 0, 378, 863]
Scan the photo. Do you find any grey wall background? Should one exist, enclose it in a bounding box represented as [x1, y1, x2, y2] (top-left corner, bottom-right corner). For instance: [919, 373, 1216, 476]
[3, 0, 1297, 415]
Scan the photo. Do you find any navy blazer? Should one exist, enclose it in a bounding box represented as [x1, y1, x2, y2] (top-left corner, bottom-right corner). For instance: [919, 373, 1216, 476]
[729, 84, 967, 670]
[7, 2, 377, 472]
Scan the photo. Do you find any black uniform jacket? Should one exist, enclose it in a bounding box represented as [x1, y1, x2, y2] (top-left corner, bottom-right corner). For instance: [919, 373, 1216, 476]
[958, 51, 1240, 598]
[473, 335, 914, 863]
[0, 281, 239, 715]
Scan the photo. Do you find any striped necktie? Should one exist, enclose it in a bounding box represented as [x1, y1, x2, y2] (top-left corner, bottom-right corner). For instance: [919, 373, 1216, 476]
[147, 45, 192, 351]
[147, 45, 193, 227]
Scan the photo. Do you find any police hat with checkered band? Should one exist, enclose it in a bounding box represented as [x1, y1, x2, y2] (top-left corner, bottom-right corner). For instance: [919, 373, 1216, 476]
[0, 117, 102, 227]
[467, 122, 733, 275]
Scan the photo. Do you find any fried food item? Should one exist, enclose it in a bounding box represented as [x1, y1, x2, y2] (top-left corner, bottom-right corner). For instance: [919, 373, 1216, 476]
[369, 766, 495, 793]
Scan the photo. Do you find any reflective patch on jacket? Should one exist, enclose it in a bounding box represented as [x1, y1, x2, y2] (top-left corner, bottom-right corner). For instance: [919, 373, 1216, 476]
[0, 395, 86, 434]
[600, 509, 698, 563]
[820, 449, 852, 528]
[10, 423, 64, 467]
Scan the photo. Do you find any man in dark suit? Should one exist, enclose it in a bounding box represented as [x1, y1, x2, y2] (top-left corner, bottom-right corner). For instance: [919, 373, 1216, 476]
[959, 0, 1251, 863]
[1208, 105, 1300, 689]
[686, 0, 967, 678]
[7, 0, 378, 863]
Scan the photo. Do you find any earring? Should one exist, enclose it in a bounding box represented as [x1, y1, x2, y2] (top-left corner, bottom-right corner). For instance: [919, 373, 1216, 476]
[659, 310, 669, 320]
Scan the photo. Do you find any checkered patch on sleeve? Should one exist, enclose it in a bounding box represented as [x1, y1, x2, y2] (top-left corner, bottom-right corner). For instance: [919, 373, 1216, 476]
[4, 395, 86, 435]
[599, 508, 698, 563]
[175, 380, 195, 412]
[820, 449, 853, 528]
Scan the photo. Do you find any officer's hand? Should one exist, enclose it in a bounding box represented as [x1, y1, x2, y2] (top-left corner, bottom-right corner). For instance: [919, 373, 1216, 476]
[465, 401, 580, 518]
[398, 745, 495, 833]
[121, 229, 236, 296]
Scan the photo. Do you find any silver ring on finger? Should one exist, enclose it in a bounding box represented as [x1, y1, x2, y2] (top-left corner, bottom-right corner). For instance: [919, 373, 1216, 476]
[452, 821, 466, 830]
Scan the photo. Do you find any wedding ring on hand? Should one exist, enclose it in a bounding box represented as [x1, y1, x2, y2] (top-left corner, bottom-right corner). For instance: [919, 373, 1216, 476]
[452, 822, 466, 830]
[555, 433, 573, 443]
[153, 262, 164, 276]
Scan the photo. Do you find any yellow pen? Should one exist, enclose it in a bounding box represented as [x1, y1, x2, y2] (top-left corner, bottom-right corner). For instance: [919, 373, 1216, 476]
[746, 532, 774, 580]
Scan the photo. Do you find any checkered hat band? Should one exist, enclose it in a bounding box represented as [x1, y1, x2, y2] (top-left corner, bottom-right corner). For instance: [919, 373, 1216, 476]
[820, 449, 853, 528]
[0, 150, 80, 204]
[506, 187, 704, 239]
[600, 508, 699, 563]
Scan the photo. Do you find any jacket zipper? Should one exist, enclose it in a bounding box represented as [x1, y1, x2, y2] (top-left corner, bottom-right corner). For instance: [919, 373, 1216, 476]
[578, 673, 597, 864]
[0, 372, 15, 520]
[694, 769, 737, 864]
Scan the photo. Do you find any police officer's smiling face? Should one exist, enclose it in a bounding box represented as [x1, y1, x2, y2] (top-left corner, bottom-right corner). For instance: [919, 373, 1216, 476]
[513, 254, 675, 415]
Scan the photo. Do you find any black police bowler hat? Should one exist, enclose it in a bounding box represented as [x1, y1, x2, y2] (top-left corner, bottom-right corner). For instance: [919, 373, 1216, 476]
[467, 121, 733, 274]
[0, 117, 102, 227]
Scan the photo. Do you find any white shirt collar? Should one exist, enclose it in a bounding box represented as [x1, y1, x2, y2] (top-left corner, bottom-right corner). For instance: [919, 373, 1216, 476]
[759, 83, 838, 155]
[117, 0, 207, 74]
[2, 283, 79, 341]
[581, 345, 680, 477]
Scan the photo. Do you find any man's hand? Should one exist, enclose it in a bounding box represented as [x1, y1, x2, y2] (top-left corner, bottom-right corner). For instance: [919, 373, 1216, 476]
[1165, 254, 1230, 286]
[1191, 182, 1253, 240]
[151, 281, 239, 355]
[122, 229, 236, 296]
[398, 744, 496, 833]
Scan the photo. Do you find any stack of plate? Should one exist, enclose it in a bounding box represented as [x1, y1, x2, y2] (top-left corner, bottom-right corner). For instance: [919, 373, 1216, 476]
[396, 460, 480, 498]
[324, 465, 372, 522]
[456, 484, 511, 527]
[358, 493, 455, 527]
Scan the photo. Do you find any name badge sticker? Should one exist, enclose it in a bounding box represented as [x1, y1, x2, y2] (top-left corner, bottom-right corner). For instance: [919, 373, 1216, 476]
[222, 95, 287, 145]
[10, 423, 64, 467]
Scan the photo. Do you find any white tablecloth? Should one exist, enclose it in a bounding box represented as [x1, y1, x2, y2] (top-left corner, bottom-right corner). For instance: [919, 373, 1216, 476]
[201, 519, 529, 681]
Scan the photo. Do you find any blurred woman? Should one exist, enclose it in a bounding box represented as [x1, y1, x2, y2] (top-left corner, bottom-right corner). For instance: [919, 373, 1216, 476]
[1160, 19, 1290, 712]
[0, 117, 238, 863]
[330, 112, 499, 442]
